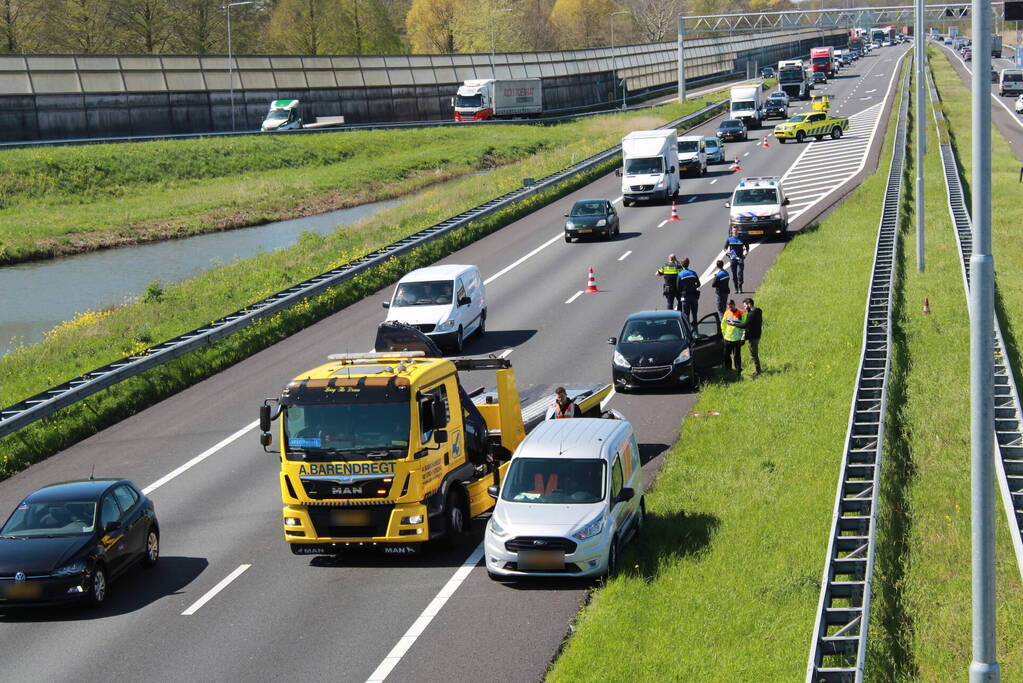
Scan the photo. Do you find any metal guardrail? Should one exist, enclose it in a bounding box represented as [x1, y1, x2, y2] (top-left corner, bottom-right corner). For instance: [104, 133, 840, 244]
[805, 55, 910, 683]
[0, 72, 739, 151]
[0, 98, 729, 440]
[927, 64, 1023, 580]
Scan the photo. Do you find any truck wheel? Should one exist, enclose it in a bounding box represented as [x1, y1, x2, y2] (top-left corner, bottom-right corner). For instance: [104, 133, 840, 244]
[442, 489, 468, 545]
[831, 127, 843, 139]
[796, 131, 805, 143]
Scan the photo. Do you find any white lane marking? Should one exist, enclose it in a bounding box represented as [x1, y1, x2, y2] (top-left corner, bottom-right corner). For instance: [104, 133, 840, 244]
[743, 152, 750, 157]
[143, 421, 258, 495]
[709, 179, 718, 185]
[565, 290, 584, 304]
[600, 388, 617, 411]
[865, 89, 878, 93]
[181, 564, 251, 616]
[618, 250, 632, 261]
[657, 219, 668, 228]
[366, 545, 484, 682]
[483, 232, 562, 285]
[687, 196, 697, 203]
[498, 348, 513, 358]
[613, 196, 623, 204]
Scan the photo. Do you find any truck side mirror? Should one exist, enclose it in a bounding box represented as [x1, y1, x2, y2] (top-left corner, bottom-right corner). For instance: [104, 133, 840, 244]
[382, 301, 390, 309]
[783, 198, 791, 205]
[259, 404, 272, 433]
[433, 429, 448, 444]
[669, 166, 676, 174]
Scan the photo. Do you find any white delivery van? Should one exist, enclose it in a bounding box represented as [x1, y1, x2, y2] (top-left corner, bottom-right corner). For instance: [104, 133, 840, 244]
[676, 135, 708, 177]
[484, 416, 644, 580]
[383, 264, 486, 354]
[619, 130, 679, 206]
[730, 85, 764, 129]
[260, 99, 345, 132]
[999, 69, 1023, 97]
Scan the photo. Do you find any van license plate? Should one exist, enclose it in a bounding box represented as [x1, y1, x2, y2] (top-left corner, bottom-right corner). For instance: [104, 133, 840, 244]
[518, 551, 565, 571]
[749, 230, 764, 235]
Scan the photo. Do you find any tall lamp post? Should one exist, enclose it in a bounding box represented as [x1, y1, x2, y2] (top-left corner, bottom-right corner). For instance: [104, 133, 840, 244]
[223, 0, 253, 132]
[490, 7, 513, 79]
[610, 10, 630, 108]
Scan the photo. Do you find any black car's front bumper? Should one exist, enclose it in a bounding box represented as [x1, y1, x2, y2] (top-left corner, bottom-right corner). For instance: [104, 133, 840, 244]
[612, 362, 693, 390]
[0, 573, 91, 608]
[717, 131, 745, 141]
[565, 226, 612, 240]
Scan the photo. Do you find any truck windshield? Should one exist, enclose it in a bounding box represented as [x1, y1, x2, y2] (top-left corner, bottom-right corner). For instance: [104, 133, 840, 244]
[501, 458, 606, 504]
[266, 110, 290, 121]
[779, 72, 802, 82]
[624, 157, 663, 175]
[731, 101, 755, 111]
[392, 281, 453, 306]
[455, 94, 483, 108]
[812, 57, 830, 65]
[282, 386, 409, 462]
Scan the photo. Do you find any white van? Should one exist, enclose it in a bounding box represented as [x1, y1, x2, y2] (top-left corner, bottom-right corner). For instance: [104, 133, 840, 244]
[383, 264, 486, 354]
[484, 416, 644, 580]
[619, 130, 679, 206]
[999, 69, 1023, 97]
[676, 135, 708, 176]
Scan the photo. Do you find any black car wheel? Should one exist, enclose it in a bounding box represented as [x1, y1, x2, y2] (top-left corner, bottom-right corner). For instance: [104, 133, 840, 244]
[564, 234, 572, 243]
[688, 360, 701, 391]
[87, 564, 107, 607]
[142, 528, 159, 568]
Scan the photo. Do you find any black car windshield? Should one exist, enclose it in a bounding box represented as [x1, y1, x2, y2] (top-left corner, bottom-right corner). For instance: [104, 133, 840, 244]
[733, 188, 779, 206]
[677, 140, 700, 153]
[283, 387, 411, 461]
[624, 157, 663, 175]
[620, 318, 685, 343]
[392, 280, 453, 306]
[501, 458, 606, 504]
[720, 120, 743, 129]
[570, 201, 607, 217]
[455, 94, 483, 107]
[1, 501, 97, 537]
[767, 98, 786, 106]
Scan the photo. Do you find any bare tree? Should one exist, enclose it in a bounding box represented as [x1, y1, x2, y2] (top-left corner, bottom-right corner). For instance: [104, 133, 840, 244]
[620, 0, 684, 43]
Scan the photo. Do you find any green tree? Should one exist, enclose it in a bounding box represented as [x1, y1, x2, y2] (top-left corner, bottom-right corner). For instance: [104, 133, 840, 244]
[268, 0, 340, 54]
[549, 0, 622, 49]
[112, 0, 173, 52]
[45, 0, 115, 53]
[406, 0, 462, 53]
[168, 0, 223, 54]
[337, 0, 404, 54]
[0, 0, 45, 52]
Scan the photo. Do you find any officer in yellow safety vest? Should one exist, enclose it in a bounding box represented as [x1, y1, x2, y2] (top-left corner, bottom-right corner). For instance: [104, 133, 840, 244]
[655, 254, 682, 310]
[720, 299, 746, 378]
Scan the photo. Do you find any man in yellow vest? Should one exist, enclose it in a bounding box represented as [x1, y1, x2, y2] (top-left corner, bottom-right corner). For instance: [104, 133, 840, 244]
[720, 299, 746, 379]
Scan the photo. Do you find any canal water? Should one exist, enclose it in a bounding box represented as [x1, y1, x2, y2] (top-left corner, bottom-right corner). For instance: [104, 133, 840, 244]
[0, 199, 399, 357]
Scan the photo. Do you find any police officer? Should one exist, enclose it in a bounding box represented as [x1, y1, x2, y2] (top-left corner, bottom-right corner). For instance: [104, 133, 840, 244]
[711, 259, 730, 315]
[677, 257, 701, 328]
[655, 254, 682, 310]
[724, 227, 749, 293]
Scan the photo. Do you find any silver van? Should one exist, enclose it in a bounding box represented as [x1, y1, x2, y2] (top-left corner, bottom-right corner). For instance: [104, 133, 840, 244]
[676, 135, 708, 177]
[382, 264, 486, 354]
[484, 416, 644, 580]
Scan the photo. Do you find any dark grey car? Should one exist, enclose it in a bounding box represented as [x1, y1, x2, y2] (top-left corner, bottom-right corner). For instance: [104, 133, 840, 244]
[564, 199, 620, 242]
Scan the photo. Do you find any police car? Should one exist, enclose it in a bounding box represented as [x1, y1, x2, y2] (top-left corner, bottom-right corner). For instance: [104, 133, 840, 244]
[724, 176, 790, 240]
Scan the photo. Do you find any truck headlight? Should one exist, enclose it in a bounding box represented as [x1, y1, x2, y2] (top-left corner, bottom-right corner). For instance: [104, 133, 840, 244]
[435, 319, 456, 332]
[52, 560, 87, 576]
[489, 518, 508, 537]
[284, 517, 301, 527]
[596, 219, 607, 227]
[673, 348, 691, 364]
[612, 350, 631, 369]
[572, 514, 606, 540]
[401, 515, 424, 525]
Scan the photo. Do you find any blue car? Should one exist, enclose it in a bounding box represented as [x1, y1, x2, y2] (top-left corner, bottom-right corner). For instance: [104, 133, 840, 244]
[704, 136, 725, 164]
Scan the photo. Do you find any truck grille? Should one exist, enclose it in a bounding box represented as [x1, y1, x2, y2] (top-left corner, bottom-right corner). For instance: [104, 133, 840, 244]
[505, 537, 577, 553]
[630, 185, 654, 192]
[301, 477, 393, 500]
[307, 505, 394, 539]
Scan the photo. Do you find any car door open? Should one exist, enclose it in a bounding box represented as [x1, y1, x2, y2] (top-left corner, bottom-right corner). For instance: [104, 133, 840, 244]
[691, 313, 725, 369]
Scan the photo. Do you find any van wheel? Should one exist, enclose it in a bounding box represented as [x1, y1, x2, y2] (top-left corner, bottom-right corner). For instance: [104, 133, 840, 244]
[601, 540, 618, 582]
[476, 311, 486, 337]
[634, 498, 646, 537]
[452, 328, 463, 354]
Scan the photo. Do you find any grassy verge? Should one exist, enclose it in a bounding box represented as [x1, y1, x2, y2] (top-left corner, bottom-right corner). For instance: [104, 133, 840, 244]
[0, 90, 731, 266]
[865, 47, 1023, 680]
[0, 98, 728, 480]
[546, 64, 906, 681]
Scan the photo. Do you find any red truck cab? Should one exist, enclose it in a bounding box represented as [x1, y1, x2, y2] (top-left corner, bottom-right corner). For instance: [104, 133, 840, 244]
[810, 47, 835, 79]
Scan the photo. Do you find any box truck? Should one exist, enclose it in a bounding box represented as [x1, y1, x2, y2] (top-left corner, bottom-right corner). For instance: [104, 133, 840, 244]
[730, 85, 764, 129]
[618, 130, 679, 206]
[260, 100, 345, 132]
[453, 79, 543, 121]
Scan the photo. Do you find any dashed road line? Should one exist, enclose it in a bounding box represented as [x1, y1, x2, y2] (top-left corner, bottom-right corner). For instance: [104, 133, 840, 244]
[687, 196, 697, 203]
[182, 564, 251, 616]
[618, 250, 632, 261]
[565, 290, 584, 304]
[657, 219, 668, 228]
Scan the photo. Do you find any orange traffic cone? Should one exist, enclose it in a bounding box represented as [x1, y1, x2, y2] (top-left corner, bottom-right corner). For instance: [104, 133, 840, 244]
[669, 201, 681, 222]
[923, 297, 931, 314]
[760, 136, 770, 148]
[584, 267, 601, 293]
[730, 156, 741, 171]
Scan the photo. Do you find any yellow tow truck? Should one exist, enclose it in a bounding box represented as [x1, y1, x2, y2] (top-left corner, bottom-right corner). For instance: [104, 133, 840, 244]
[772, 109, 849, 143]
[258, 323, 611, 556]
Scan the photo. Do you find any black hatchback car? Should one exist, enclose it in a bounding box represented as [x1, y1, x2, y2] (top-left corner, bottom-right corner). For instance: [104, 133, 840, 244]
[609, 310, 724, 391]
[717, 119, 748, 142]
[564, 198, 620, 242]
[763, 97, 788, 120]
[0, 479, 159, 609]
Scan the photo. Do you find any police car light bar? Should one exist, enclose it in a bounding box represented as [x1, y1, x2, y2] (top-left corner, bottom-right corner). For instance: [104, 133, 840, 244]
[327, 351, 426, 361]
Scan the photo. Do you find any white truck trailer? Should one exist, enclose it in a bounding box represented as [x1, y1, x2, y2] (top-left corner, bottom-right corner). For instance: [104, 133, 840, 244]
[453, 79, 543, 121]
[618, 130, 679, 206]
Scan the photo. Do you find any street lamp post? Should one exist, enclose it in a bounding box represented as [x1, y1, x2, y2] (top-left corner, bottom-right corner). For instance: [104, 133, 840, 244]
[223, 0, 253, 132]
[610, 10, 630, 109]
[490, 7, 513, 79]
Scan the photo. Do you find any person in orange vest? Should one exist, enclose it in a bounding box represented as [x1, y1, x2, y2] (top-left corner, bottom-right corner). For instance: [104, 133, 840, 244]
[720, 299, 746, 379]
[545, 387, 581, 419]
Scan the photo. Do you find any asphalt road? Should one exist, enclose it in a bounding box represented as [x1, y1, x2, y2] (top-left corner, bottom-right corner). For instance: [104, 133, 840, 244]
[0, 45, 909, 683]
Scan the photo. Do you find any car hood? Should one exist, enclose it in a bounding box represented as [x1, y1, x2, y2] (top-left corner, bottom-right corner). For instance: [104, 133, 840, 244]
[0, 535, 91, 575]
[618, 340, 686, 365]
[385, 304, 453, 326]
[493, 500, 606, 532]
